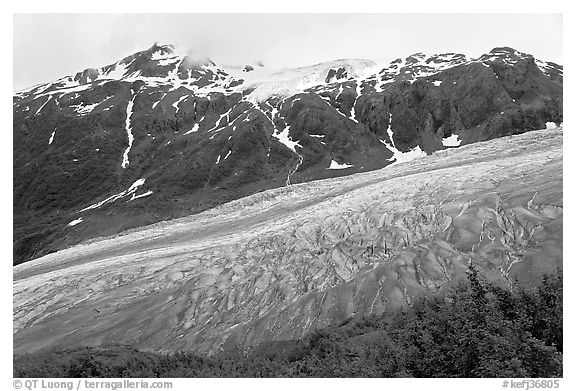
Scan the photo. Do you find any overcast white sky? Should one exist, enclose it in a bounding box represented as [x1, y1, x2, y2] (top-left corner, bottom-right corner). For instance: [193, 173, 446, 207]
[13, 13, 563, 91]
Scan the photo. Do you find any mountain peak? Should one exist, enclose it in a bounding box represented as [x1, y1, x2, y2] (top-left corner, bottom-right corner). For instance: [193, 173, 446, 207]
[146, 43, 176, 59]
[490, 46, 520, 54]
[487, 46, 532, 59]
[149, 42, 175, 51]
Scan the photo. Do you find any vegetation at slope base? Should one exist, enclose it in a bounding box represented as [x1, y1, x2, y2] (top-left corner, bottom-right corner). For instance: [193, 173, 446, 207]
[14, 266, 562, 378]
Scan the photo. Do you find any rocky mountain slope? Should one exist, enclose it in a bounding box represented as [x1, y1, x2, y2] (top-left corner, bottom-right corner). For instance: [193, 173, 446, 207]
[13, 128, 563, 355]
[13, 44, 563, 265]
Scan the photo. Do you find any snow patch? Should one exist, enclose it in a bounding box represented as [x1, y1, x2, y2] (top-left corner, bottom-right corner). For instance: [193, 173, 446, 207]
[382, 113, 427, 165]
[349, 82, 362, 123]
[442, 134, 462, 147]
[68, 218, 83, 227]
[328, 160, 353, 170]
[389, 145, 427, 165]
[225, 59, 380, 103]
[172, 95, 188, 113]
[71, 102, 100, 116]
[35, 96, 52, 115]
[185, 123, 200, 135]
[273, 125, 301, 153]
[432, 80, 442, 87]
[129, 190, 153, 201]
[79, 179, 148, 212]
[208, 110, 231, 133]
[121, 93, 137, 169]
[546, 122, 557, 130]
[151, 47, 174, 61]
[157, 57, 181, 67]
[32, 83, 93, 100]
[48, 130, 56, 145]
[105, 60, 131, 80]
[152, 93, 166, 109]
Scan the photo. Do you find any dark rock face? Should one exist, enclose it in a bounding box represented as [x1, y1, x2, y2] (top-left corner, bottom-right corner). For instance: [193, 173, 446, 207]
[325, 67, 349, 83]
[74, 68, 99, 84]
[13, 44, 562, 265]
[358, 55, 562, 149]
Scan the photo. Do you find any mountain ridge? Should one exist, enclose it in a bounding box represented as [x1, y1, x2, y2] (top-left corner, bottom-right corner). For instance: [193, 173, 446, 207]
[15, 44, 562, 100]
